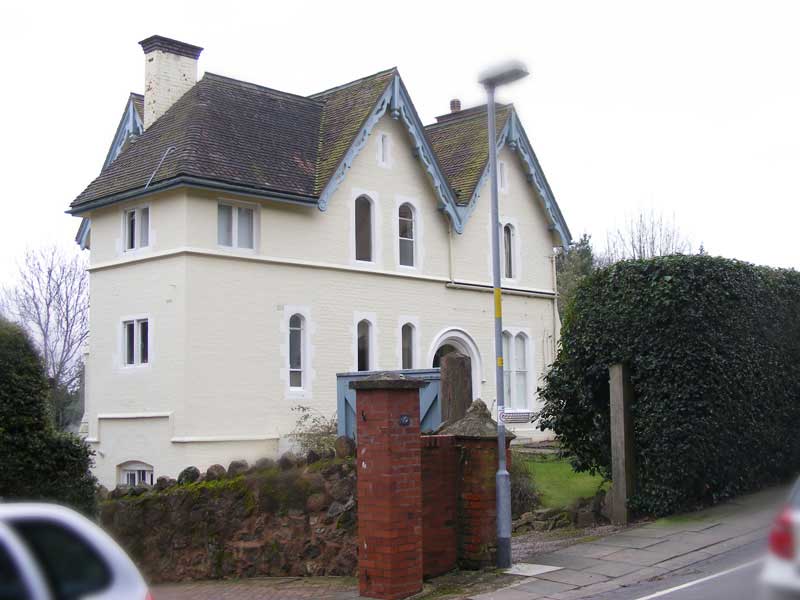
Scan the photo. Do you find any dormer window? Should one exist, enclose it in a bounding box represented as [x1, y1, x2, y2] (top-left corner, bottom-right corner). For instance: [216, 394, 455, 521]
[124, 207, 149, 251]
[218, 203, 255, 249]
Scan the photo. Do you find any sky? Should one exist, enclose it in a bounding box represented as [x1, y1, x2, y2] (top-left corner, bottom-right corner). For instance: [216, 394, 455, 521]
[1, 0, 799, 282]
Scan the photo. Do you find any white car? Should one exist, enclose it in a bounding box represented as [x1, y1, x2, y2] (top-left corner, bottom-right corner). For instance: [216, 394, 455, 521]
[0, 503, 151, 600]
[761, 478, 800, 599]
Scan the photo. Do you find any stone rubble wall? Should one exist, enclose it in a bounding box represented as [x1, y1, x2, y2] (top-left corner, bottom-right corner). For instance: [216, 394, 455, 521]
[99, 450, 357, 583]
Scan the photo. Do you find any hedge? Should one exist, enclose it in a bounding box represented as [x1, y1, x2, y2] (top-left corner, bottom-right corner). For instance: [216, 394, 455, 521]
[0, 318, 97, 515]
[539, 255, 800, 516]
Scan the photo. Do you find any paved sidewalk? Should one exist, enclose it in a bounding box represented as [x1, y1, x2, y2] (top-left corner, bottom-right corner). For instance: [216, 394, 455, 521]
[153, 576, 359, 600]
[469, 484, 788, 600]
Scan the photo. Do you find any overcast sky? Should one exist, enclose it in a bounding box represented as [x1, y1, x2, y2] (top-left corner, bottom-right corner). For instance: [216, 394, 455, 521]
[1, 0, 798, 282]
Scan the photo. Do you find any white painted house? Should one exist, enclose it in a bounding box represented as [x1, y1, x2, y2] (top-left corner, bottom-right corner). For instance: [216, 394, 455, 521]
[70, 36, 572, 488]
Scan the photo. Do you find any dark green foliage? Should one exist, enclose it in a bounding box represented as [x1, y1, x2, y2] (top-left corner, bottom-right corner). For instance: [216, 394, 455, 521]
[509, 452, 539, 518]
[0, 319, 97, 515]
[539, 256, 800, 516]
[556, 234, 596, 319]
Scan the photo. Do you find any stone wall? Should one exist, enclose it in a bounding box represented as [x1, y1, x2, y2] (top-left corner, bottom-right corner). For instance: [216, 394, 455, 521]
[99, 454, 357, 583]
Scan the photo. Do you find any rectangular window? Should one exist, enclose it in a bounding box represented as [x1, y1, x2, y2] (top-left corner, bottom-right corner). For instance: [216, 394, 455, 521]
[499, 161, 508, 192]
[125, 471, 136, 487]
[218, 203, 255, 249]
[124, 207, 150, 251]
[379, 134, 389, 165]
[123, 318, 149, 366]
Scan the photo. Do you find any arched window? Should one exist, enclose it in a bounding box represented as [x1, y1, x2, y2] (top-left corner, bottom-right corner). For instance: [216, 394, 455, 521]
[289, 314, 304, 388]
[355, 196, 373, 262]
[502, 331, 530, 410]
[398, 203, 415, 267]
[118, 461, 154, 487]
[432, 343, 458, 368]
[357, 319, 371, 371]
[503, 224, 515, 279]
[401, 323, 414, 369]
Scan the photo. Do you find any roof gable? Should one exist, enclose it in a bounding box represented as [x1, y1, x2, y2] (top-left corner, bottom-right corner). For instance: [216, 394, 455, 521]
[102, 93, 144, 170]
[426, 105, 571, 248]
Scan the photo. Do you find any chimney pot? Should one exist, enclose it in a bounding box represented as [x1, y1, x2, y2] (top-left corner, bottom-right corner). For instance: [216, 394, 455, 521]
[450, 99, 461, 113]
[138, 35, 203, 129]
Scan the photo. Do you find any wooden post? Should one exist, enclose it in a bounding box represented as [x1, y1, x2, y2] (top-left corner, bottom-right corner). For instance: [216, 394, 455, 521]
[440, 351, 472, 423]
[609, 363, 635, 525]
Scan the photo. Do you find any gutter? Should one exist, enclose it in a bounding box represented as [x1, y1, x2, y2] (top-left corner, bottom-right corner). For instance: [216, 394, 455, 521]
[67, 176, 319, 215]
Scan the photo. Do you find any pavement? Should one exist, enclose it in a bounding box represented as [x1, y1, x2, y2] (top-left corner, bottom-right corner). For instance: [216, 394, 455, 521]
[152, 484, 789, 600]
[469, 484, 788, 600]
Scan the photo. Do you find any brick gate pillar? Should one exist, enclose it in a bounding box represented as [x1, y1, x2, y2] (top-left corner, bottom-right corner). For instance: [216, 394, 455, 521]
[352, 373, 426, 600]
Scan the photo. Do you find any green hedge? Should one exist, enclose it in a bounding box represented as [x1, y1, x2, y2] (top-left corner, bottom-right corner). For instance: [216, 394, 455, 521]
[539, 255, 800, 516]
[0, 319, 97, 515]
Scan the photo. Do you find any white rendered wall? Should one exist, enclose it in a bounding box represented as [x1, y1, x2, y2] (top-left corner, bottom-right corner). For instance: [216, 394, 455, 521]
[83, 113, 559, 486]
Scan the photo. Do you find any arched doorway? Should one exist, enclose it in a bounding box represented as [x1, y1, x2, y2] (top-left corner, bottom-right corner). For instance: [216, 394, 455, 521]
[428, 328, 483, 399]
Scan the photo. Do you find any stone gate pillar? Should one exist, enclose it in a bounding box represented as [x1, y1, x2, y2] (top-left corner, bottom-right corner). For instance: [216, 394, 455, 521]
[352, 373, 425, 600]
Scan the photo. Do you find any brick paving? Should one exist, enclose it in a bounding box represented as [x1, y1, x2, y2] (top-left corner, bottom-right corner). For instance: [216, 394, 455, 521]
[152, 577, 359, 600]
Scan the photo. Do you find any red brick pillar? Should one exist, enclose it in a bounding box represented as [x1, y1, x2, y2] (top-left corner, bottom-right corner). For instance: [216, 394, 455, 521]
[456, 436, 513, 569]
[421, 435, 458, 578]
[352, 373, 425, 600]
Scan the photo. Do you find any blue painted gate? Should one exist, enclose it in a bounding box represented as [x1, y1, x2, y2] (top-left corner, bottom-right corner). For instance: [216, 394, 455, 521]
[336, 369, 441, 440]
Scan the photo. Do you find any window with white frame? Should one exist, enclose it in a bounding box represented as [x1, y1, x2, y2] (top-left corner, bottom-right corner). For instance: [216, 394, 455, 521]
[355, 196, 373, 262]
[218, 203, 255, 249]
[119, 462, 154, 486]
[502, 331, 529, 410]
[499, 161, 508, 192]
[398, 203, 415, 267]
[123, 318, 149, 366]
[502, 223, 515, 279]
[289, 314, 304, 388]
[401, 323, 414, 369]
[124, 206, 149, 251]
[379, 133, 390, 166]
[357, 319, 372, 371]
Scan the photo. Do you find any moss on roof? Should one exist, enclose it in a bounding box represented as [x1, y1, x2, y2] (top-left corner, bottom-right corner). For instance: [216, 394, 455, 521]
[425, 105, 511, 205]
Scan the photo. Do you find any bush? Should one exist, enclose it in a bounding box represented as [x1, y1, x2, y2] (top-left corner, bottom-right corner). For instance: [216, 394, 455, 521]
[0, 319, 97, 515]
[509, 452, 539, 518]
[539, 255, 800, 516]
[290, 405, 337, 455]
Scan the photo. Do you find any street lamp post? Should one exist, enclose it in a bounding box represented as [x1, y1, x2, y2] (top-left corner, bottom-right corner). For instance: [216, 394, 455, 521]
[479, 61, 529, 570]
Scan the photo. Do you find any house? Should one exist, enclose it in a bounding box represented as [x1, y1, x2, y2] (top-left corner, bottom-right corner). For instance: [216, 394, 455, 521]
[69, 35, 571, 488]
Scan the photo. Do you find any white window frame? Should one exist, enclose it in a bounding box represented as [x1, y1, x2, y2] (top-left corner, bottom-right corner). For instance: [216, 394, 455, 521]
[217, 200, 258, 251]
[377, 132, 391, 168]
[394, 196, 422, 271]
[120, 315, 151, 368]
[118, 461, 154, 486]
[281, 305, 313, 399]
[501, 328, 534, 412]
[499, 217, 522, 284]
[397, 316, 420, 370]
[498, 160, 509, 193]
[288, 313, 305, 391]
[122, 205, 150, 252]
[350, 190, 380, 266]
[353, 312, 378, 371]
[397, 202, 416, 269]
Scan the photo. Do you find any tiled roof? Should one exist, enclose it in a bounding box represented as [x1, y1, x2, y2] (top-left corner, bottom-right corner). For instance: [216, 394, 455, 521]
[424, 104, 511, 205]
[71, 69, 397, 209]
[311, 68, 396, 195]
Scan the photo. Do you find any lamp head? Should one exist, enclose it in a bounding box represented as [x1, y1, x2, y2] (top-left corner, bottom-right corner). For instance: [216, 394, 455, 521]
[479, 60, 529, 89]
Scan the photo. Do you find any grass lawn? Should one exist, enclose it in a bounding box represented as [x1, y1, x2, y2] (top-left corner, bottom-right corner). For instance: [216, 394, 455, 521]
[520, 453, 608, 509]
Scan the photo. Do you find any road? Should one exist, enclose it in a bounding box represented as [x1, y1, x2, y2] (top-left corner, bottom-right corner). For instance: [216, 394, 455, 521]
[590, 540, 779, 600]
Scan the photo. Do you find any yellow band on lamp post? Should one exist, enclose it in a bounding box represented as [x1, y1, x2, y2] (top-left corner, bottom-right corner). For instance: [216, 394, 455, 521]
[494, 288, 503, 318]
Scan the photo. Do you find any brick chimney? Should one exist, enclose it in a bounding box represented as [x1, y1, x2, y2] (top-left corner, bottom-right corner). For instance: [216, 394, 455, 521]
[138, 35, 203, 129]
[450, 98, 461, 113]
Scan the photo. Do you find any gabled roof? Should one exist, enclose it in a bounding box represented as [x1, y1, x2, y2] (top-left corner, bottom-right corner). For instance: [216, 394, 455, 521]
[425, 104, 511, 205]
[426, 104, 571, 247]
[70, 66, 570, 247]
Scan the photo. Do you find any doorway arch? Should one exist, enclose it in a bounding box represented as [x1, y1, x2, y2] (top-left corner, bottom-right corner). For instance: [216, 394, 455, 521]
[427, 327, 483, 399]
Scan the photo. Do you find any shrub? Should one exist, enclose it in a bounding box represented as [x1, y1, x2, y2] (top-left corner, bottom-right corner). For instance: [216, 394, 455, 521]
[290, 405, 338, 455]
[509, 452, 539, 518]
[539, 255, 800, 516]
[0, 318, 97, 515]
